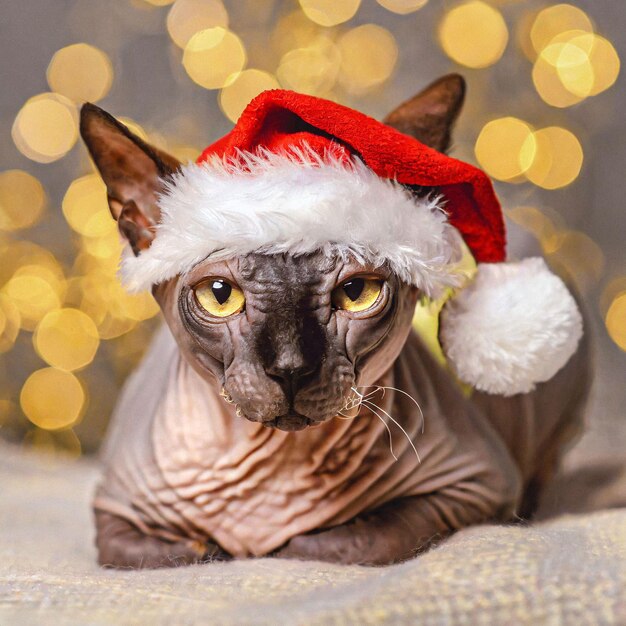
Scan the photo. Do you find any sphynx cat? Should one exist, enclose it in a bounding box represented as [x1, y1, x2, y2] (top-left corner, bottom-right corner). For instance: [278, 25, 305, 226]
[80, 75, 590, 568]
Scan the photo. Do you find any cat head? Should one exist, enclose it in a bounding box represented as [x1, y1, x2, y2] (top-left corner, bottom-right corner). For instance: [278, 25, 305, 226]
[80, 76, 466, 431]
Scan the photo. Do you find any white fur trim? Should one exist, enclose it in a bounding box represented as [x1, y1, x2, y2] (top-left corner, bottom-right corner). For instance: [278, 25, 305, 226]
[439, 257, 583, 396]
[120, 147, 464, 294]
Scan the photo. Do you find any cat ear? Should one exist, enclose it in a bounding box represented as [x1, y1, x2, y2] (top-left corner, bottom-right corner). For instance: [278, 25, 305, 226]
[79, 103, 181, 255]
[383, 74, 466, 153]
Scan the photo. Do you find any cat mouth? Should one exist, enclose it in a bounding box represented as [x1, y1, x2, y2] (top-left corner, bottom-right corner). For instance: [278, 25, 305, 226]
[264, 411, 313, 431]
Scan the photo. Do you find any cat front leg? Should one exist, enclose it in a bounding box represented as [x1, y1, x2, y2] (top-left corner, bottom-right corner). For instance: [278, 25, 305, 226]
[275, 470, 520, 565]
[273, 494, 511, 565]
[94, 510, 230, 569]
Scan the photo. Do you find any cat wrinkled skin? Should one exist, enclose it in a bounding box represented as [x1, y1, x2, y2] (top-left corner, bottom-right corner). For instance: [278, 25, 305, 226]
[80, 75, 590, 568]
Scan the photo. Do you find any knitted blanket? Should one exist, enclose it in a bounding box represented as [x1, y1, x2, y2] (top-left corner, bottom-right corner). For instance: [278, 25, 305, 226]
[1, 442, 625, 625]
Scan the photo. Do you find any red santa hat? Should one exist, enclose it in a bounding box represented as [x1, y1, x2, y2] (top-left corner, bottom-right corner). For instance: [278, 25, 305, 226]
[122, 89, 582, 396]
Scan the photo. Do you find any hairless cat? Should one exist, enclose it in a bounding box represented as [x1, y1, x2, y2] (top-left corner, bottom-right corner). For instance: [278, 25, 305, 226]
[79, 75, 590, 568]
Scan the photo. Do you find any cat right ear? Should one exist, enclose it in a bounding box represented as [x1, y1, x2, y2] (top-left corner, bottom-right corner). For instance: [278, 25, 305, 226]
[383, 74, 466, 153]
[79, 103, 181, 255]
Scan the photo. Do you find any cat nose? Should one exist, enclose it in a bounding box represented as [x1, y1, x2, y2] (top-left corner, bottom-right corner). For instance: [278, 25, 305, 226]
[265, 357, 317, 396]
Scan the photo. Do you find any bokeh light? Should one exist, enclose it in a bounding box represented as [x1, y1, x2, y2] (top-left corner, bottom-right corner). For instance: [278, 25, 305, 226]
[277, 36, 340, 96]
[219, 70, 280, 123]
[606, 296, 626, 351]
[600, 276, 626, 318]
[143, 0, 175, 6]
[12, 93, 79, 163]
[506, 205, 565, 249]
[271, 10, 321, 57]
[46, 43, 113, 103]
[62, 175, 116, 238]
[3, 272, 63, 332]
[0, 170, 47, 231]
[533, 32, 620, 107]
[544, 230, 604, 293]
[475, 118, 536, 182]
[167, 0, 228, 49]
[34, 308, 100, 371]
[20, 368, 85, 431]
[338, 25, 398, 94]
[298, 0, 361, 27]
[0, 294, 20, 353]
[523, 126, 583, 189]
[377, 0, 428, 15]
[530, 3, 593, 57]
[438, 1, 508, 69]
[0, 240, 64, 288]
[182, 28, 246, 89]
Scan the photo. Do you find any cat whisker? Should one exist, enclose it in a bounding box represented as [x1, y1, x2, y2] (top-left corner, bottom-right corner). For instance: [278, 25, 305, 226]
[362, 398, 421, 464]
[360, 400, 398, 461]
[374, 385, 425, 434]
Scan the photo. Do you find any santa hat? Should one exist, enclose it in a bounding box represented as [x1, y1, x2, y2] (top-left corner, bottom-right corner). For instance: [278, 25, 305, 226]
[122, 89, 582, 397]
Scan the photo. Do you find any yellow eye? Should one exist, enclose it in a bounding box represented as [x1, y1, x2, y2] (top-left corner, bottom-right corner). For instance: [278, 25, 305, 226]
[194, 279, 245, 318]
[332, 277, 384, 313]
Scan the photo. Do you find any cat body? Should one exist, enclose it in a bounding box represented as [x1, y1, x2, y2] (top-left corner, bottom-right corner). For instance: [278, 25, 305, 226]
[95, 304, 588, 566]
[80, 76, 589, 568]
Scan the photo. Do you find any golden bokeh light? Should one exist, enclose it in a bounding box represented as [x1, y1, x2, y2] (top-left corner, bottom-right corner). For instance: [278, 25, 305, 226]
[438, 1, 509, 69]
[377, 0, 428, 14]
[532, 53, 585, 108]
[523, 126, 583, 189]
[533, 32, 620, 106]
[144, 0, 175, 5]
[167, 0, 229, 49]
[47, 43, 113, 103]
[271, 10, 321, 57]
[544, 230, 604, 293]
[0, 170, 47, 232]
[506, 205, 565, 247]
[338, 25, 398, 94]
[62, 174, 116, 238]
[81, 230, 122, 261]
[530, 3, 593, 57]
[20, 368, 85, 431]
[0, 294, 20, 353]
[474, 117, 536, 182]
[585, 35, 620, 96]
[606, 295, 626, 351]
[277, 37, 340, 96]
[12, 93, 79, 163]
[545, 35, 595, 98]
[219, 69, 280, 123]
[182, 28, 246, 90]
[3, 273, 63, 332]
[298, 0, 360, 27]
[600, 276, 626, 318]
[34, 308, 100, 371]
[0, 239, 64, 287]
[105, 280, 160, 322]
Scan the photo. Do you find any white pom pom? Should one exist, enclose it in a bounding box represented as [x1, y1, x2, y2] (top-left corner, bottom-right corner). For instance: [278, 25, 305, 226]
[439, 257, 583, 396]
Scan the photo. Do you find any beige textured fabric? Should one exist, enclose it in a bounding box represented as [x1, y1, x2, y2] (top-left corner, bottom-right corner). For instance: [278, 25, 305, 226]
[2, 442, 625, 625]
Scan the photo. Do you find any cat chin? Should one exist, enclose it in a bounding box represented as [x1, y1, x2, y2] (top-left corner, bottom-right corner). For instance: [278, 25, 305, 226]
[262, 412, 315, 432]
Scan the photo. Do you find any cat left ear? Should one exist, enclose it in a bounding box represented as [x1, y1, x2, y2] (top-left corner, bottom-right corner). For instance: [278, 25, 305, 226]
[79, 103, 181, 255]
[383, 74, 466, 153]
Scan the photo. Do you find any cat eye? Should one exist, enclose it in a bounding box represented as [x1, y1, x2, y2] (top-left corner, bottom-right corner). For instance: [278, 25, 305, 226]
[331, 276, 385, 313]
[194, 278, 245, 318]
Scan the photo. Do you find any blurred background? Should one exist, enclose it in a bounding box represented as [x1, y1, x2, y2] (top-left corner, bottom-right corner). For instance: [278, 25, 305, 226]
[0, 0, 624, 475]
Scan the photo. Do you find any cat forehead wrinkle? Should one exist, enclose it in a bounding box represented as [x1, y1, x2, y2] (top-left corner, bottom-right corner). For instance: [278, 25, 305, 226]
[237, 252, 339, 281]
